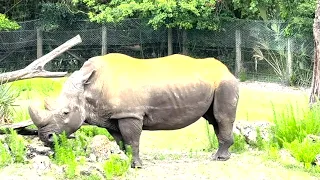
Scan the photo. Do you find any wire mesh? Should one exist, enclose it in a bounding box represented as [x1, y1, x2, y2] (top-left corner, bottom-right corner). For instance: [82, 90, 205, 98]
[0, 19, 314, 86]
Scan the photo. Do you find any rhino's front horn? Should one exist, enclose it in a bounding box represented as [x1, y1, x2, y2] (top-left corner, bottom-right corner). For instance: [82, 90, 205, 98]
[28, 105, 51, 128]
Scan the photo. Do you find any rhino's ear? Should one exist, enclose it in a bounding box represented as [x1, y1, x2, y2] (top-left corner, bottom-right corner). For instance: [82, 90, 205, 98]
[81, 61, 96, 85]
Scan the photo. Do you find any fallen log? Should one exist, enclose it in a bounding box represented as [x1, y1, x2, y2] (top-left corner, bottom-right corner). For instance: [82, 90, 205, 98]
[0, 35, 82, 84]
[0, 119, 38, 135]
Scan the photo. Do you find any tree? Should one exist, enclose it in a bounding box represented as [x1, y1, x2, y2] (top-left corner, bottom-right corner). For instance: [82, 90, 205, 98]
[0, 13, 20, 31]
[72, 0, 218, 55]
[310, 0, 320, 106]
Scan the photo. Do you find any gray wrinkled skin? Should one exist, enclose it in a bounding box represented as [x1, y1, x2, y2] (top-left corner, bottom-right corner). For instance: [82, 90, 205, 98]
[29, 53, 239, 168]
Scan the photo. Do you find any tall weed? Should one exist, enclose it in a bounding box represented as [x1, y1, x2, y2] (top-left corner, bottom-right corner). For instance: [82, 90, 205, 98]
[0, 81, 19, 123]
[0, 141, 12, 168]
[103, 146, 132, 179]
[271, 104, 320, 148]
[52, 132, 78, 179]
[230, 133, 247, 153]
[6, 129, 26, 163]
[284, 139, 320, 168]
[204, 121, 218, 151]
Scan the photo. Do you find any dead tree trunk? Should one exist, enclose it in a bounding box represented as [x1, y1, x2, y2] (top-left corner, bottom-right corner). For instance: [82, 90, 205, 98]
[310, 0, 320, 106]
[0, 35, 82, 84]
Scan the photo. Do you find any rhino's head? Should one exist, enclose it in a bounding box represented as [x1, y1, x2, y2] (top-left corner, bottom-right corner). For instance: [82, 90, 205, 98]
[29, 65, 95, 146]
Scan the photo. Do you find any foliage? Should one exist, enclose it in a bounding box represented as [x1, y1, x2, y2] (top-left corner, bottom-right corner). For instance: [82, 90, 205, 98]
[0, 129, 27, 168]
[52, 132, 78, 179]
[73, 0, 221, 30]
[232, 0, 279, 20]
[38, 2, 87, 31]
[0, 80, 20, 123]
[0, 13, 20, 31]
[230, 133, 247, 153]
[6, 129, 26, 163]
[284, 139, 320, 169]
[232, 0, 315, 37]
[77, 126, 113, 140]
[271, 105, 320, 148]
[252, 128, 268, 151]
[252, 22, 287, 83]
[0, 139, 13, 168]
[103, 146, 132, 180]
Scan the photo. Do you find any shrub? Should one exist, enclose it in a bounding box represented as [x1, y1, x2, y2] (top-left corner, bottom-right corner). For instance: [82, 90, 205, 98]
[230, 133, 247, 153]
[0, 81, 19, 123]
[251, 128, 268, 151]
[103, 154, 131, 179]
[78, 126, 113, 140]
[271, 105, 320, 148]
[0, 141, 12, 168]
[6, 129, 26, 163]
[284, 139, 320, 169]
[52, 132, 78, 179]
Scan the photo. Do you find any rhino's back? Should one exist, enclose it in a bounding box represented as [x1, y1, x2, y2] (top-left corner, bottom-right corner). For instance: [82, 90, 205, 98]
[89, 53, 234, 87]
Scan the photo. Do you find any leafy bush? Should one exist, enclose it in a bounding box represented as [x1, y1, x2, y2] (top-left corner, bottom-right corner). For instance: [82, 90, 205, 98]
[78, 126, 113, 140]
[103, 154, 131, 179]
[251, 128, 268, 151]
[230, 134, 247, 153]
[271, 105, 320, 148]
[0, 81, 19, 123]
[0, 141, 12, 168]
[0, 129, 27, 168]
[6, 129, 26, 163]
[52, 132, 78, 179]
[284, 139, 320, 168]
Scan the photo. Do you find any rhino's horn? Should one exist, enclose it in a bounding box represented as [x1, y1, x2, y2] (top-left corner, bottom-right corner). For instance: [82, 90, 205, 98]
[28, 105, 51, 128]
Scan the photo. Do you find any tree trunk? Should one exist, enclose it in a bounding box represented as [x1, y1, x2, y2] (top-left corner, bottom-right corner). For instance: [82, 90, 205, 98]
[310, 0, 320, 106]
[0, 35, 82, 84]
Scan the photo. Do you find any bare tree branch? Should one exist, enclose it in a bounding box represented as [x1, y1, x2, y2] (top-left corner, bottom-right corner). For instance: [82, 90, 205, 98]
[0, 35, 82, 84]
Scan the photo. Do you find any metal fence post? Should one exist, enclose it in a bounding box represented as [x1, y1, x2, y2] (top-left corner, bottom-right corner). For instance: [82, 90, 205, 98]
[168, 28, 173, 55]
[101, 24, 107, 55]
[235, 29, 242, 77]
[286, 38, 293, 85]
[37, 28, 43, 58]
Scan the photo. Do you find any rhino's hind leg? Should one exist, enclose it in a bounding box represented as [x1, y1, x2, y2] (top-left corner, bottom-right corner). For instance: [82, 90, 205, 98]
[212, 79, 239, 161]
[118, 118, 143, 168]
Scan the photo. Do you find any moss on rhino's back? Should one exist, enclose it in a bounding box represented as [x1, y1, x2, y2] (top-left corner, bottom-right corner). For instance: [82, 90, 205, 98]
[88, 53, 235, 88]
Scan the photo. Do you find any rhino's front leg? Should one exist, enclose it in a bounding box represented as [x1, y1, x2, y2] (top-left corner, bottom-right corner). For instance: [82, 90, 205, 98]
[118, 118, 143, 168]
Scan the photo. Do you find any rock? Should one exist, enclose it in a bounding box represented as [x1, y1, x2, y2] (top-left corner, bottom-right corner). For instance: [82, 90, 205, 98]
[26, 143, 53, 159]
[79, 163, 105, 179]
[30, 155, 52, 174]
[306, 134, 320, 142]
[279, 149, 299, 166]
[313, 154, 320, 166]
[87, 135, 128, 162]
[234, 120, 273, 144]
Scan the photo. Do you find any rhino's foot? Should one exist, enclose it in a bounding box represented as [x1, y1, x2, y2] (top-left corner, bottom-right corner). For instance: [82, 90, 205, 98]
[131, 158, 143, 168]
[212, 151, 231, 161]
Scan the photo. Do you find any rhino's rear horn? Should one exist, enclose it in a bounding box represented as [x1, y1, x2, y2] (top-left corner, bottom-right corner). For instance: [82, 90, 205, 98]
[28, 105, 51, 128]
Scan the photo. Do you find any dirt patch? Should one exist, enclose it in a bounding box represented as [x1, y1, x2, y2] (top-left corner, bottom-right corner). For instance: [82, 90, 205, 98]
[128, 150, 318, 180]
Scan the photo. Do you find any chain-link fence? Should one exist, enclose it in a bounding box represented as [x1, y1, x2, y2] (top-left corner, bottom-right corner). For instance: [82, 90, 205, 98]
[0, 19, 314, 86]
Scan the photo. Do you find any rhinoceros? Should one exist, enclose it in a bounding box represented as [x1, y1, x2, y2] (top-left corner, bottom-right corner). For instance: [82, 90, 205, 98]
[28, 53, 239, 168]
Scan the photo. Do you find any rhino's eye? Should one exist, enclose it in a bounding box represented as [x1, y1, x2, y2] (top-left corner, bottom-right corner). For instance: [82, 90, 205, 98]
[62, 109, 69, 115]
